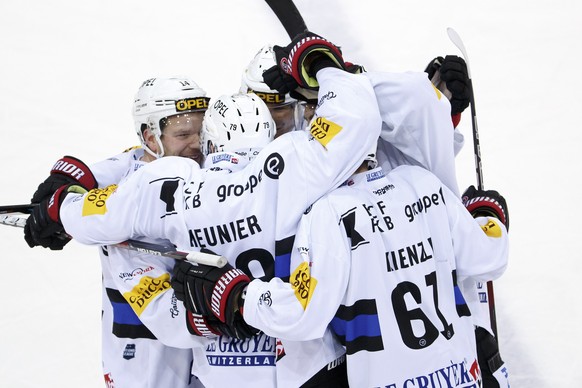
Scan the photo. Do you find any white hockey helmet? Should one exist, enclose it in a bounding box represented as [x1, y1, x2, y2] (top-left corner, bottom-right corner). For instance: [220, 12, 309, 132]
[132, 77, 209, 158]
[240, 45, 296, 107]
[201, 93, 275, 160]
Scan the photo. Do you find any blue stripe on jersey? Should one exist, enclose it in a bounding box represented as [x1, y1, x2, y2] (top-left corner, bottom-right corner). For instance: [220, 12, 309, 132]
[275, 236, 295, 280]
[452, 270, 471, 317]
[331, 313, 382, 342]
[111, 301, 143, 325]
[331, 299, 384, 354]
[106, 287, 156, 339]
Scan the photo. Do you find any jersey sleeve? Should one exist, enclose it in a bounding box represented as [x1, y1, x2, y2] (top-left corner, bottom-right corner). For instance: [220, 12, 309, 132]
[105, 245, 211, 349]
[243, 196, 350, 341]
[368, 71, 461, 196]
[441, 182, 509, 281]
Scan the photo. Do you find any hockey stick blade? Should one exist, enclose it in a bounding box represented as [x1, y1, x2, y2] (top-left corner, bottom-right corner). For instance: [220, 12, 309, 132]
[447, 27, 472, 79]
[1, 214, 227, 268]
[264, 0, 308, 39]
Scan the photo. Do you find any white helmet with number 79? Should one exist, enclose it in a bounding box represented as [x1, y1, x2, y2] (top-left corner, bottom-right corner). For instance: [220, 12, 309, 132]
[201, 93, 275, 161]
[132, 77, 209, 158]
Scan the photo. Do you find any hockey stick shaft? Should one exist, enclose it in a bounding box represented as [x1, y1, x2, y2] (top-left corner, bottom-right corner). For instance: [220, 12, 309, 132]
[447, 27, 484, 191]
[447, 27, 497, 337]
[0, 204, 35, 215]
[264, 0, 308, 39]
[0, 213, 227, 268]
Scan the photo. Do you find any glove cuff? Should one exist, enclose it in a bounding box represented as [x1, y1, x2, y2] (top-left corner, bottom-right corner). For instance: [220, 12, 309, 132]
[51, 156, 98, 190]
[211, 268, 250, 323]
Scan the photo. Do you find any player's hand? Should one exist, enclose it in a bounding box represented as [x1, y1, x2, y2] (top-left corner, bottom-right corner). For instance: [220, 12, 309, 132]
[267, 31, 346, 91]
[172, 260, 250, 321]
[425, 56, 470, 115]
[24, 184, 87, 250]
[439, 55, 470, 114]
[462, 185, 509, 230]
[30, 155, 97, 203]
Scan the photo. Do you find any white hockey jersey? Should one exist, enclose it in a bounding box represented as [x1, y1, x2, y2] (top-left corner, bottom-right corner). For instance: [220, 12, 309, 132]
[59, 68, 383, 387]
[90, 147, 201, 388]
[244, 166, 508, 388]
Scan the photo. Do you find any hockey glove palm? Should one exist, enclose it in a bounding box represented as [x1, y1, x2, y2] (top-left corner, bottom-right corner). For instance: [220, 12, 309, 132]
[462, 185, 510, 230]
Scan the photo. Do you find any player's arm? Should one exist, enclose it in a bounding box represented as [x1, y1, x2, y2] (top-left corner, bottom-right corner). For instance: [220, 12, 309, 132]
[443, 182, 509, 281]
[243, 197, 350, 340]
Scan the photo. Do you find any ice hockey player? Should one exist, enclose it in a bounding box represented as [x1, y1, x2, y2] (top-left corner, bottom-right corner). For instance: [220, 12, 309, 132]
[240, 44, 303, 136]
[24, 76, 210, 388]
[176, 158, 510, 387]
[24, 31, 474, 387]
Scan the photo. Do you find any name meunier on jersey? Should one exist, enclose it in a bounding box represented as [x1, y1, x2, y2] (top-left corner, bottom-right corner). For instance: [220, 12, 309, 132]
[385, 237, 433, 272]
[189, 215, 262, 248]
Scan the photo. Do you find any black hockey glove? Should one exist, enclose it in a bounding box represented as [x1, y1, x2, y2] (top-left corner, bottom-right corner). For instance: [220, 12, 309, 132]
[23, 184, 87, 250]
[30, 155, 98, 203]
[172, 260, 256, 336]
[439, 55, 470, 115]
[462, 185, 510, 230]
[425, 55, 470, 115]
[266, 31, 346, 91]
[185, 311, 257, 339]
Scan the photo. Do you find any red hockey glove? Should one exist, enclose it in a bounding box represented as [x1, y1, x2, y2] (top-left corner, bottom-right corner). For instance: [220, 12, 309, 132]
[266, 31, 346, 91]
[173, 259, 258, 339]
[462, 185, 509, 230]
[23, 184, 87, 250]
[30, 155, 98, 203]
[172, 260, 248, 319]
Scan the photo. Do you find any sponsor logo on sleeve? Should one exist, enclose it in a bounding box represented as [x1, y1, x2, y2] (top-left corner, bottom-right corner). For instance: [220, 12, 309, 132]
[291, 261, 317, 310]
[123, 274, 171, 316]
[480, 219, 502, 238]
[82, 184, 117, 216]
[309, 117, 342, 148]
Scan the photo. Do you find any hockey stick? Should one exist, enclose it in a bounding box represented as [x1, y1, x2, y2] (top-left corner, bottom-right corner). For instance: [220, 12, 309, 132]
[0, 204, 35, 215]
[447, 27, 484, 190]
[447, 27, 498, 337]
[0, 213, 227, 268]
[264, 0, 308, 39]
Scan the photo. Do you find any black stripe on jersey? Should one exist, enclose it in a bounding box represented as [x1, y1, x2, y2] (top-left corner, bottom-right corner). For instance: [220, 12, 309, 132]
[275, 235, 295, 281]
[339, 207, 368, 250]
[452, 270, 471, 317]
[331, 299, 384, 355]
[106, 288, 156, 340]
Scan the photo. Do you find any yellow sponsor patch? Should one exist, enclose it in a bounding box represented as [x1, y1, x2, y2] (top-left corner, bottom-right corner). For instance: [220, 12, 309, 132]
[82, 185, 117, 216]
[432, 83, 443, 100]
[291, 261, 317, 310]
[310, 117, 342, 148]
[481, 219, 502, 238]
[175, 97, 210, 111]
[123, 273, 172, 316]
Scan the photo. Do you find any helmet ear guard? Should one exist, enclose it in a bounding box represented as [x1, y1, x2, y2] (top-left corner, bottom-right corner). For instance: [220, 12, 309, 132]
[132, 77, 209, 159]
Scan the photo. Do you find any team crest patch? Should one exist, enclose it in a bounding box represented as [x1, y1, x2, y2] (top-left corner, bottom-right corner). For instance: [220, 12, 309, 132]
[309, 117, 342, 148]
[481, 219, 502, 238]
[291, 261, 317, 309]
[82, 184, 117, 216]
[123, 274, 172, 316]
[123, 344, 136, 360]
